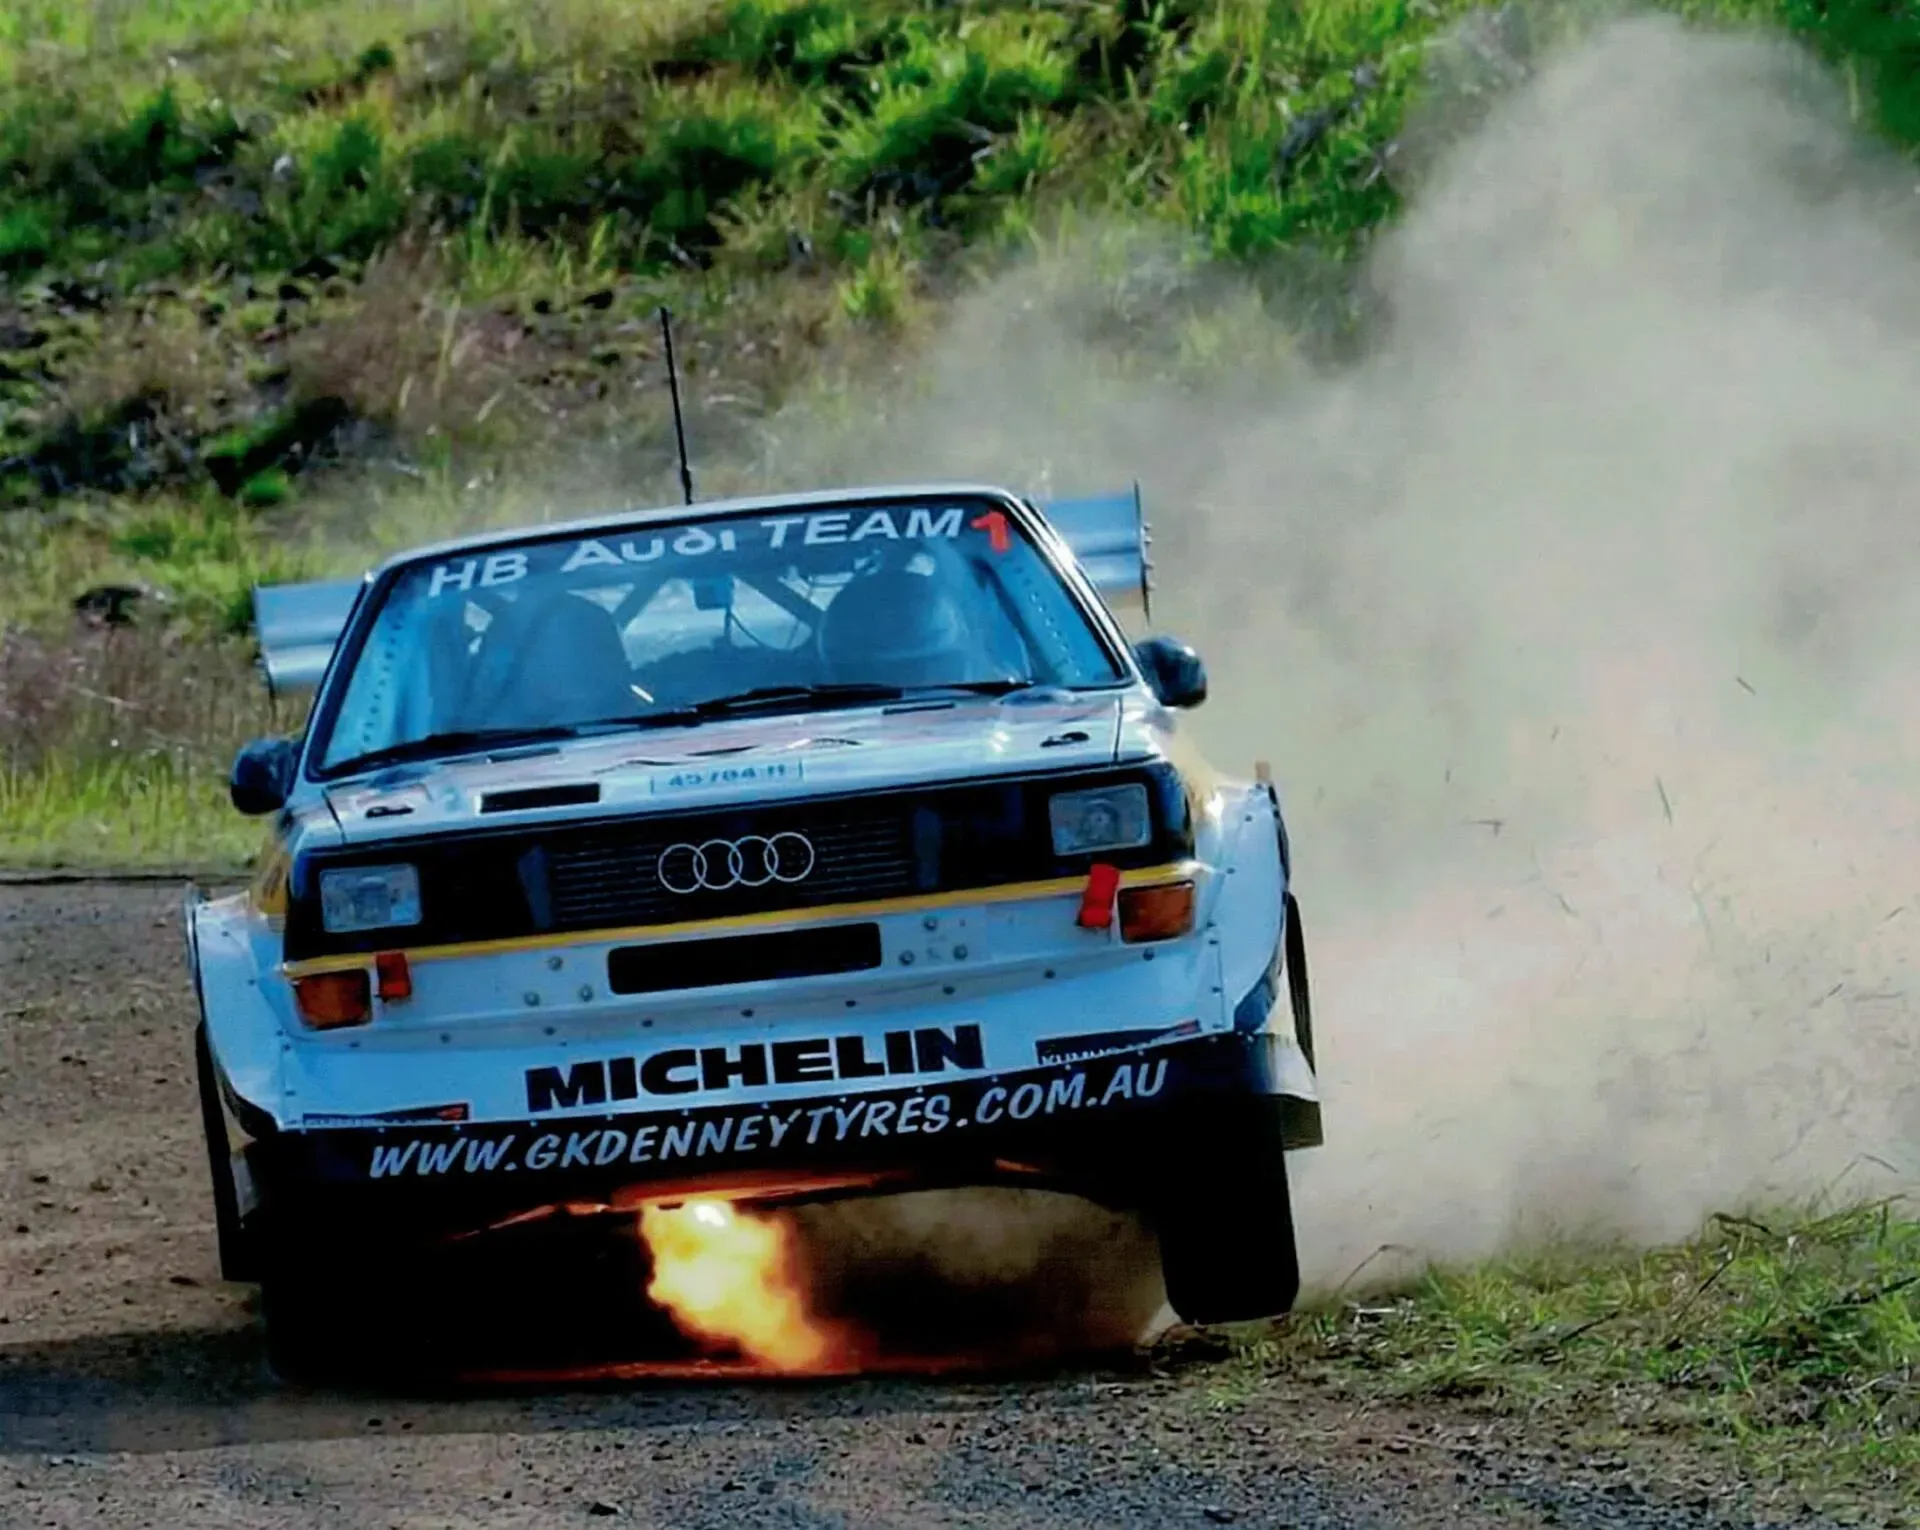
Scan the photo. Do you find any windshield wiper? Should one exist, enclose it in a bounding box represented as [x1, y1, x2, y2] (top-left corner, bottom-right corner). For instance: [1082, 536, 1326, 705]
[331, 681, 1067, 773]
[326, 715, 669, 776]
[916, 679, 1046, 697]
[688, 683, 910, 717]
[687, 680, 1051, 718]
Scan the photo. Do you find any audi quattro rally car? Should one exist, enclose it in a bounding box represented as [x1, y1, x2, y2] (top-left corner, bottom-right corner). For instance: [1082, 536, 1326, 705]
[185, 481, 1322, 1374]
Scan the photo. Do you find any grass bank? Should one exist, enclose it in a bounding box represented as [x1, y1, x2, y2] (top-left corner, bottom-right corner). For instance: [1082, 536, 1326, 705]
[7, 0, 1920, 865]
[1189, 1201, 1920, 1524]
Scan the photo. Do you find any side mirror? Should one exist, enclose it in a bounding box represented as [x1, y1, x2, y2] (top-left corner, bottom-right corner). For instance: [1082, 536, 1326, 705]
[230, 737, 297, 816]
[1133, 635, 1208, 709]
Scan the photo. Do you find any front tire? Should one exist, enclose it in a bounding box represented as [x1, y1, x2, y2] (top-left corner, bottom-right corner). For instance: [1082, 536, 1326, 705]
[259, 1262, 353, 1386]
[258, 1241, 404, 1387]
[1152, 1096, 1302, 1325]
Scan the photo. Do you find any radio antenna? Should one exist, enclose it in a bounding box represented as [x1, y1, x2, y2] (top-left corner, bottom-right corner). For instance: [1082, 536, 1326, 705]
[658, 305, 695, 505]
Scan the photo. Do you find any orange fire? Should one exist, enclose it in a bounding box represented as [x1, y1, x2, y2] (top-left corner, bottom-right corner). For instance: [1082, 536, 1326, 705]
[638, 1200, 845, 1373]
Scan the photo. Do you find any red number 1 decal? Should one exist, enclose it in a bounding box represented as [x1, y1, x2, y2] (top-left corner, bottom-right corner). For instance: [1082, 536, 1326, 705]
[970, 509, 1010, 553]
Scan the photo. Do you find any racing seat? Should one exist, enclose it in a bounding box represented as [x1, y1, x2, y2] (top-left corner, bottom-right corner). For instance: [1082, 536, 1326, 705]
[815, 561, 979, 688]
[457, 590, 639, 731]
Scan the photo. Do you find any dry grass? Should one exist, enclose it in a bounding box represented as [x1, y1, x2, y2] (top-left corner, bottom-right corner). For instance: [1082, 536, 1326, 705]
[0, 620, 284, 866]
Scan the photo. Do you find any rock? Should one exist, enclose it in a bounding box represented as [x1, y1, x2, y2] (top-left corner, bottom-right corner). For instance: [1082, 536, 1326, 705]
[72, 583, 164, 627]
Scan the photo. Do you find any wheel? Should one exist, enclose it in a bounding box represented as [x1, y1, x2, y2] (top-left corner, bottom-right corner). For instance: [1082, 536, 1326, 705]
[259, 1262, 354, 1386]
[258, 1244, 396, 1387]
[1283, 891, 1314, 1071]
[194, 1021, 258, 1283]
[1152, 1097, 1302, 1325]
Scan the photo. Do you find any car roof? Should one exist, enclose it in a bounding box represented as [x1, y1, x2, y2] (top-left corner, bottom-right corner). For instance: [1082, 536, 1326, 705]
[367, 482, 1029, 579]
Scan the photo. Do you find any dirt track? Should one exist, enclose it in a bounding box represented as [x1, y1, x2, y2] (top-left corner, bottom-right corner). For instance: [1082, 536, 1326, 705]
[0, 882, 1829, 1529]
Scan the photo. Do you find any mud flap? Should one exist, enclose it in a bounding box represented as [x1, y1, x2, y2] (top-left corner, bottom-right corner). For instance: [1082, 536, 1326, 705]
[1284, 890, 1314, 1073]
[1150, 1095, 1302, 1325]
[195, 1020, 259, 1284]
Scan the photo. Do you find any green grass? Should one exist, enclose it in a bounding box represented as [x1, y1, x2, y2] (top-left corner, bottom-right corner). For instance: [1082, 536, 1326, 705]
[0, 755, 259, 869]
[0, 623, 284, 869]
[9, 0, 1920, 864]
[1198, 1202, 1920, 1522]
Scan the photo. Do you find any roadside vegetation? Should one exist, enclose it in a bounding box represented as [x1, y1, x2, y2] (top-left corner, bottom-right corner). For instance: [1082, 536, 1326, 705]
[4, 0, 1920, 868]
[0, 8, 1914, 1511]
[1191, 1200, 1920, 1524]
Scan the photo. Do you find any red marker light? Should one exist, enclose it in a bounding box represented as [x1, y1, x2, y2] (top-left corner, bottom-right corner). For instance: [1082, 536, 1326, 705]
[375, 950, 413, 1002]
[1077, 862, 1121, 930]
[970, 510, 1011, 553]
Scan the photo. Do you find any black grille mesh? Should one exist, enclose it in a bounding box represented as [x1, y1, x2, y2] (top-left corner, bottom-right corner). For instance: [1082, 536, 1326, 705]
[546, 810, 917, 928]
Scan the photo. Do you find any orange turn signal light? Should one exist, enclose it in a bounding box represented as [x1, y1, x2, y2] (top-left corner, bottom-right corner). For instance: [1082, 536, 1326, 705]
[1118, 880, 1196, 943]
[293, 969, 373, 1029]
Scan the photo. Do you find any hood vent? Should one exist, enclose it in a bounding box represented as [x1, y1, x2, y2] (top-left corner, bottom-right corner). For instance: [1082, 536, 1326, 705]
[480, 783, 602, 815]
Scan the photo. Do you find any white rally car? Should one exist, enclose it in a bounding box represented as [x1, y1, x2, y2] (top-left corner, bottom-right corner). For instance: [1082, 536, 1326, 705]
[185, 482, 1321, 1377]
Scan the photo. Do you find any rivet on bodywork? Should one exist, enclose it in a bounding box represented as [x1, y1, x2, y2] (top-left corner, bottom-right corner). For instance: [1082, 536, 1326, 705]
[923, 915, 939, 931]
[953, 944, 968, 960]
[577, 985, 593, 1002]
[900, 951, 915, 965]
[524, 991, 540, 1006]
[547, 955, 564, 971]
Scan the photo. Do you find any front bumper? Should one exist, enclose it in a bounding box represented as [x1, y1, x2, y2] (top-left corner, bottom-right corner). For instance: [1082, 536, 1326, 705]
[241, 1032, 1309, 1243]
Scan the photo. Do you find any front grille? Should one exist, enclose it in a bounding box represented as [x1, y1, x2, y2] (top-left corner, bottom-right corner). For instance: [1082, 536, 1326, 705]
[285, 762, 1193, 960]
[547, 809, 919, 928]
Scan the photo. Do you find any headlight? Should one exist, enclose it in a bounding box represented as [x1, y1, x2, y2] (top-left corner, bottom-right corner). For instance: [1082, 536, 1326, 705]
[319, 863, 423, 934]
[1048, 784, 1152, 856]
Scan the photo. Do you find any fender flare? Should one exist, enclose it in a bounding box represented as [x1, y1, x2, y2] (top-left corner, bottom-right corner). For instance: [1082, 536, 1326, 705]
[185, 890, 259, 1282]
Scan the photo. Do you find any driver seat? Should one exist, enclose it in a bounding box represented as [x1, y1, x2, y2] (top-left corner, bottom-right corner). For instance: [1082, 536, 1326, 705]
[459, 592, 638, 731]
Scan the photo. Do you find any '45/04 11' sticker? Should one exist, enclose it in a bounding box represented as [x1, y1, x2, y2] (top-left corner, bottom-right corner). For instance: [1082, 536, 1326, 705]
[650, 761, 803, 793]
[424, 505, 981, 599]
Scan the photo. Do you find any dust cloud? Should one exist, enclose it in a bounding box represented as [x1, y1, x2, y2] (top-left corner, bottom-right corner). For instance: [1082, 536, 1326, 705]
[788, 1190, 1169, 1361]
[754, 8, 1920, 1302]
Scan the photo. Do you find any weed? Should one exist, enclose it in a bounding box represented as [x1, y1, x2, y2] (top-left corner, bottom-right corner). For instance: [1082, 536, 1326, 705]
[1230, 1202, 1920, 1513]
[0, 618, 284, 865]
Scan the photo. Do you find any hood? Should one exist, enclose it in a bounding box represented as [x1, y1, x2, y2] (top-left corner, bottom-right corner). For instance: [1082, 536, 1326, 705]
[321, 688, 1174, 842]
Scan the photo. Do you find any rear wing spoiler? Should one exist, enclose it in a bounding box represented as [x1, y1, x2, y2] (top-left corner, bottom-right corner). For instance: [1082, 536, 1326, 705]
[1036, 483, 1153, 618]
[247, 484, 1153, 694]
[252, 577, 362, 697]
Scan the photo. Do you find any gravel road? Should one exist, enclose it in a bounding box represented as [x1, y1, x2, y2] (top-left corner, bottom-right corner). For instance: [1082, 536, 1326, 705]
[0, 882, 1835, 1529]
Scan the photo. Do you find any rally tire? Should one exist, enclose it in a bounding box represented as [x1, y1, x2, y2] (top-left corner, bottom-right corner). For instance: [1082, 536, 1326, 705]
[259, 1267, 349, 1387]
[1152, 1098, 1302, 1326]
[1283, 891, 1314, 1071]
[194, 1021, 257, 1283]
[258, 1249, 398, 1388]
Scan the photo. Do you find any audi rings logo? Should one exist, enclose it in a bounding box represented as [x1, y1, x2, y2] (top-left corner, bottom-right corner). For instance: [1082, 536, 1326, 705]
[657, 833, 816, 894]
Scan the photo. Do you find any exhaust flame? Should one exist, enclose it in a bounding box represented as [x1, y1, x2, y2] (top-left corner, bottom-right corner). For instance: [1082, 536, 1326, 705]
[638, 1200, 845, 1373]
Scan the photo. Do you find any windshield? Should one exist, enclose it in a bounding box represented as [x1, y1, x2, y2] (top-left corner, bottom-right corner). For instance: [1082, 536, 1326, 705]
[312, 498, 1127, 774]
